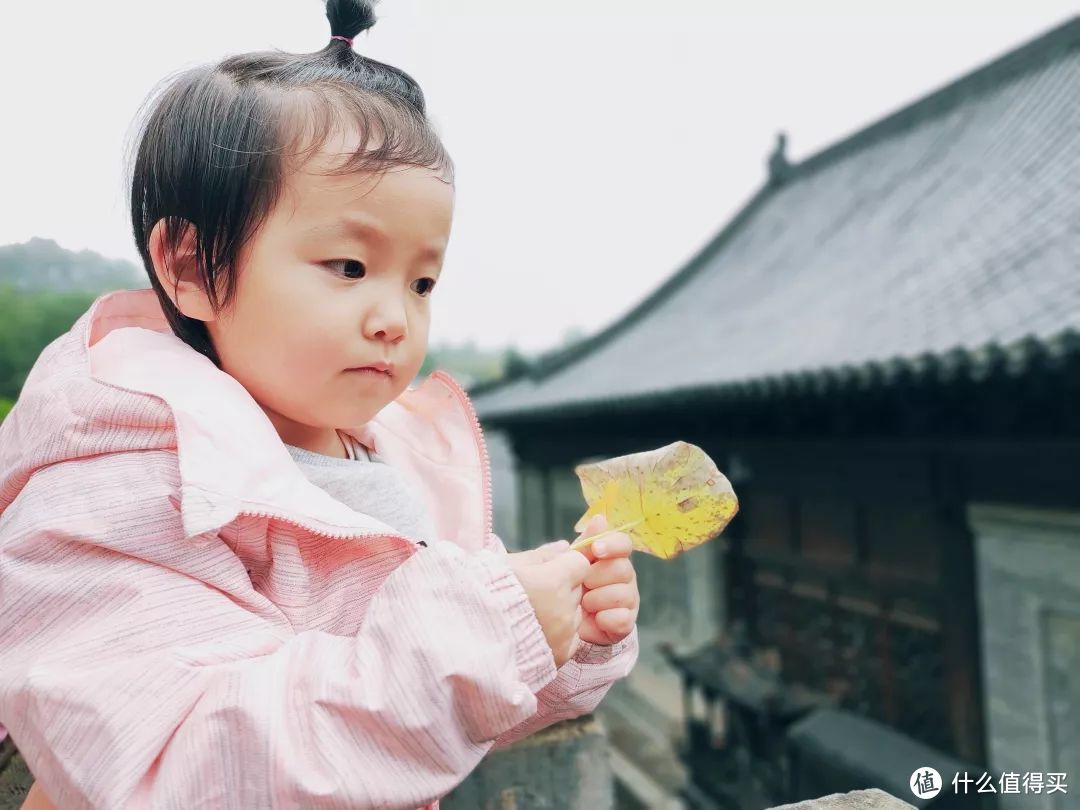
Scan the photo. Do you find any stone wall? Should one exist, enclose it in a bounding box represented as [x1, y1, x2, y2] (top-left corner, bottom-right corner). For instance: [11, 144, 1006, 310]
[970, 504, 1080, 810]
[442, 715, 613, 810]
[0, 740, 33, 810]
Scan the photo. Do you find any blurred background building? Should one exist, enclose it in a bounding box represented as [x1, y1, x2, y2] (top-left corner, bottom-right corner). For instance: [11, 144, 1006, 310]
[468, 15, 1080, 809]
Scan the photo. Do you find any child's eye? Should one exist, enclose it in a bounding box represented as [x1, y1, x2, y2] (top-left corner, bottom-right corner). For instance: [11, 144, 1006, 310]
[327, 259, 367, 280]
[413, 278, 437, 297]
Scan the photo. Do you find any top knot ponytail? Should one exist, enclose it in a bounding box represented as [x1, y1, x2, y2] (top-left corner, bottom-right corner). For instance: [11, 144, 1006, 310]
[326, 0, 377, 46]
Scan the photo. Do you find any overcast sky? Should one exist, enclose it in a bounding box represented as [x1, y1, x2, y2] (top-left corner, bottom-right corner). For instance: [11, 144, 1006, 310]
[2, 1, 1076, 351]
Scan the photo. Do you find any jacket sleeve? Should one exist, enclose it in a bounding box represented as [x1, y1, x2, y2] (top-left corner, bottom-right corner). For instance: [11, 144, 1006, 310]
[0, 489, 558, 809]
[483, 532, 639, 749]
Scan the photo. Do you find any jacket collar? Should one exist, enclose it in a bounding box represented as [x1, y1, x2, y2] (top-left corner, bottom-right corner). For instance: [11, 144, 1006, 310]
[86, 289, 491, 550]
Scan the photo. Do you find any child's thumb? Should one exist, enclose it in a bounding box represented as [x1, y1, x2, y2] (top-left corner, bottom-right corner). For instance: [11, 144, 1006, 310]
[530, 539, 571, 563]
[582, 514, 608, 536]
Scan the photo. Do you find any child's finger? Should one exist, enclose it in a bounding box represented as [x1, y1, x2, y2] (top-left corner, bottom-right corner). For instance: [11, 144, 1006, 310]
[587, 531, 632, 562]
[529, 540, 570, 563]
[546, 548, 591, 587]
[577, 611, 605, 646]
[595, 607, 636, 637]
[507, 540, 569, 571]
[584, 558, 635, 590]
[576, 529, 632, 564]
[580, 514, 608, 536]
[582, 582, 637, 614]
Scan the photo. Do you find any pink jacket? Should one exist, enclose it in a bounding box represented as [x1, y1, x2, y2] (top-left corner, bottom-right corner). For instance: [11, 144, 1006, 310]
[0, 289, 637, 810]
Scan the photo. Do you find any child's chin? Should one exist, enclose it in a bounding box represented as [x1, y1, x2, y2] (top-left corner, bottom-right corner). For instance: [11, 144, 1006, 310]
[339, 396, 395, 425]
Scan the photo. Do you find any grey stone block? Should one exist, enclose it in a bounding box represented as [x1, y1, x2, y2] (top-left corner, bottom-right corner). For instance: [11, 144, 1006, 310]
[0, 746, 33, 810]
[770, 788, 915, 809]
[442, 715, 613, 810]
[970, 504, 1080, 810]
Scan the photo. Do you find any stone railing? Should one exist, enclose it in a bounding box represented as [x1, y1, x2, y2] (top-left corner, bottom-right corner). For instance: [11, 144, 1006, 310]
[771, 788, 915, 809]
[442, 715, 614, 809]
[1, 723, 916, 810]
[442, 714, 918, 810]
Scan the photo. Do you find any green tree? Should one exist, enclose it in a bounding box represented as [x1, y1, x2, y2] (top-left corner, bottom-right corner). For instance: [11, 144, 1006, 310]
[503, 347, 532, 379]
[0, 286, 96, 401]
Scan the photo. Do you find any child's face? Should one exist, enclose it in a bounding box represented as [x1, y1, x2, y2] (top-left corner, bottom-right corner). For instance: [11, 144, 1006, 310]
[206, 140, 454, 449]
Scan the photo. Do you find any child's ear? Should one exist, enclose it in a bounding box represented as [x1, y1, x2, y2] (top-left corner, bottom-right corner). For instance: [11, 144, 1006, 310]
[147, 219, 218, 322]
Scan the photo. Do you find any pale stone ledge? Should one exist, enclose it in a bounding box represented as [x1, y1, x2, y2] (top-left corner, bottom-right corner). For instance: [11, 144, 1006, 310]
[770, 787, 915, 810]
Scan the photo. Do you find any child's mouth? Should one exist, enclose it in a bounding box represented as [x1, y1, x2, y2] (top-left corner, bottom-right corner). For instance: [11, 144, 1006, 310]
[346, 365, 393, 380]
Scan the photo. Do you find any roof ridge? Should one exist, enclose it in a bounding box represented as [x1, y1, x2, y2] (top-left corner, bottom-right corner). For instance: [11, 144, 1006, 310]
[789, 14, 1080, 182]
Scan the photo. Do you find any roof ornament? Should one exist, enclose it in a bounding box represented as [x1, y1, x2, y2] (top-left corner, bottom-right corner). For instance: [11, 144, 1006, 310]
[767, 130, 792, 186]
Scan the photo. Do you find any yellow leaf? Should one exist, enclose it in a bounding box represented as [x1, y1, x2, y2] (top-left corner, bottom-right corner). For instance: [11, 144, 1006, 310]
[569, 441, 739, 560]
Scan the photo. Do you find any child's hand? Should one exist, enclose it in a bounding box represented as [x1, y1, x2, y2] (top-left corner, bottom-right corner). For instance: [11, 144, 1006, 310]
[507, 542, 591, 667]
[575, 515, 640, 646]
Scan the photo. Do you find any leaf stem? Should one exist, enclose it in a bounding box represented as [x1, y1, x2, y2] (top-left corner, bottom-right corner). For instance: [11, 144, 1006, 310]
[570, 519, 644, 551]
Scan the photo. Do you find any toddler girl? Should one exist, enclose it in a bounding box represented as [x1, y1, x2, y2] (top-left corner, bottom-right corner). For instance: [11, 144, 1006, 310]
[0, 2, 639, 807]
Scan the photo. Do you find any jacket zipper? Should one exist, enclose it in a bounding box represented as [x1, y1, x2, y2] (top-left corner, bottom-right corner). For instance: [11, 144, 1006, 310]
[236, 507, 425, 548]
[430, 371, 494, 541]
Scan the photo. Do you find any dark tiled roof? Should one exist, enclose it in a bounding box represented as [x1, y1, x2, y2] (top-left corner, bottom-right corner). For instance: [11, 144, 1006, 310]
[473, 17, 1080, 422]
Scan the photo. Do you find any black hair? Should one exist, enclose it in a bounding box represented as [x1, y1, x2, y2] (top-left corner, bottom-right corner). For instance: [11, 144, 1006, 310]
[128, 0, 453, 366]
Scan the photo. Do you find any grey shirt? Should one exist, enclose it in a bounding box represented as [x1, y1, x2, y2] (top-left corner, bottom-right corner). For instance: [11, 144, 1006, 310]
[285, 431, 437, 546]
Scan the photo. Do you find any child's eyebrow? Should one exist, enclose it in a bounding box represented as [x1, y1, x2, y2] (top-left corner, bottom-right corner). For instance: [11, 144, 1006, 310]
[308, 218, 445, 263]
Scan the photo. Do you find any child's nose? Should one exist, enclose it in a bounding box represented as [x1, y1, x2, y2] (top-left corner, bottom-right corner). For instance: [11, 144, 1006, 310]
[363, 296, 408, 343]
